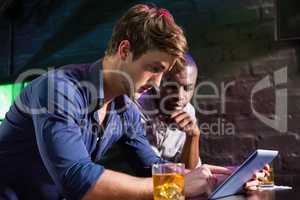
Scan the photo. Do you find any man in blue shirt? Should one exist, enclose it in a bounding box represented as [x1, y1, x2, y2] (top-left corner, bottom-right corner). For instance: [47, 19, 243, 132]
[0, 4, 233, 200]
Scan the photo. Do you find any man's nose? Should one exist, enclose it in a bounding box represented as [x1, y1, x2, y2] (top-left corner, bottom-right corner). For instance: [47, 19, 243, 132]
[178, 87, 185, 99]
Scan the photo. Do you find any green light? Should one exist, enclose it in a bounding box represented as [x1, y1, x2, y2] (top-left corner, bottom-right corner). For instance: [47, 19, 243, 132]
[0, 84, 13, 120]
[13, 83, 23, 100]
[0, 82, 28, 120]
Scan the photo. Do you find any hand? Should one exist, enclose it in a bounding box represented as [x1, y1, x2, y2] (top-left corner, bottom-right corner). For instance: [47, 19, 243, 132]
[185, 164, 232, 198]
[205, 164, 235, 186]
[244, 164, 271, 191]
[170, 110, 200, 136]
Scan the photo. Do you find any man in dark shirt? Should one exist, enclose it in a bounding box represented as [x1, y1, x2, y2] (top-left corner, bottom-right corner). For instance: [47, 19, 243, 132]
[0, 4, 232, 200]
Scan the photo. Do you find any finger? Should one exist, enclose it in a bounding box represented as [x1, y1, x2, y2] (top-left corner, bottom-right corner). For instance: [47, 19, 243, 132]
[225, 166, 238, 173]
[212, 174, 229, 185]
[178, 118, 193, 129]
[253, 172, 265, 181]
[201, 165, 213, 177]
[246, 186, 258, 191]
[264, 164, 270, 171]
[264, 170, 270, 177]
[260, 168, 270, 177]
[172, 112, 190, 123]
[170, 110, 185, 119]
[205, 164, 232, 175]
[184, 169, 191, 175]
[245, 179, 260, 188]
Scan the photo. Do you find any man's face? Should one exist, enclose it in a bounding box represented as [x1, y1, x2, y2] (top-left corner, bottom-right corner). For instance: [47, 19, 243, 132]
[122, 50, 176, 96]
[160, 66, 197, 112]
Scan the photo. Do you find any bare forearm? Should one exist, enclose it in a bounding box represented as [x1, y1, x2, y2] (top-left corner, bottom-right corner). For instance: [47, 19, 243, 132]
[181, 130, 200, 169]
[82, 169, 153, 200]
[171, 111, 201, 169]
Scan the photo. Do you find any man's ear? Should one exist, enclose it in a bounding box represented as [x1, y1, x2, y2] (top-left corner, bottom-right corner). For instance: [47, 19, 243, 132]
[117, 40, 131, 60]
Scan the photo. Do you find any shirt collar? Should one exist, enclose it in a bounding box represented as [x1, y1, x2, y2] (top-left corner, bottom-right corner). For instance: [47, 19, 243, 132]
[85, 59, 104, 109]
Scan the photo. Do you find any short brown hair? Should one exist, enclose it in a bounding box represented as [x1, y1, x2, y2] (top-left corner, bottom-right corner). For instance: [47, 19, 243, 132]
[106, 4, 187, 65]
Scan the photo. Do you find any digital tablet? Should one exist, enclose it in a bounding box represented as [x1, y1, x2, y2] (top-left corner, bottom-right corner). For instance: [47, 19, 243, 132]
[208, 149, 278, 200]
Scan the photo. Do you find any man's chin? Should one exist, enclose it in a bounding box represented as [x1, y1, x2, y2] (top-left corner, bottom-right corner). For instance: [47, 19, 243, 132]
[136, 86, 152, 94]
[136, 87, 145, 93]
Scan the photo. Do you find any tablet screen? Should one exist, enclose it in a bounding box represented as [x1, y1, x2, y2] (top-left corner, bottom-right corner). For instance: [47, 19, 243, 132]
[208, 149, 278, 199]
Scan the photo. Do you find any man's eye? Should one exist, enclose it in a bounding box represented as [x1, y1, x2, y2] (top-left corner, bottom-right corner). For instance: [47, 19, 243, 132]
[149, 66, 162, 73]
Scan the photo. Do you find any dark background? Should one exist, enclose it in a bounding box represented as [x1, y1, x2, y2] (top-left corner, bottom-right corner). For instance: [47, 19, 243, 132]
[0, 0, 300, 186]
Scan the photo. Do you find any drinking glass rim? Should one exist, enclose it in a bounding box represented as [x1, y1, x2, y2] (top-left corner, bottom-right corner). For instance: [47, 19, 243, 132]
[152, 163, 185, 168]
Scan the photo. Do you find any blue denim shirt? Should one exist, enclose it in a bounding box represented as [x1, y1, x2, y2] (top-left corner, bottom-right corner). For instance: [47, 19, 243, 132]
[0, 60, 165, 200]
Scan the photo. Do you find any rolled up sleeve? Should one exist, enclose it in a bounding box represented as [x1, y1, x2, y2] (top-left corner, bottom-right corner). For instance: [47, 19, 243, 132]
[30, 73, 103, 200]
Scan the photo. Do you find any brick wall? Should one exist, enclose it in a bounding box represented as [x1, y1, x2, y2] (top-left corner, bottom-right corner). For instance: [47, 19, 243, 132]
[183, 0, 300, 185]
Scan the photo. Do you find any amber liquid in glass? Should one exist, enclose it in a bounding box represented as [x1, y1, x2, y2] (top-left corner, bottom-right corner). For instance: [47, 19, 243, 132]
[153, 173, 185, 200]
